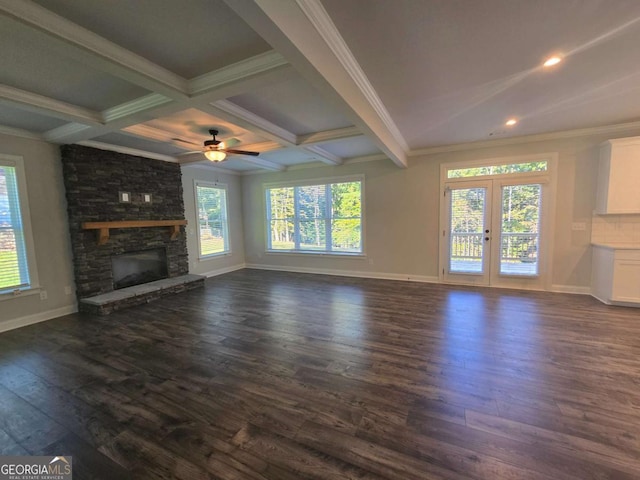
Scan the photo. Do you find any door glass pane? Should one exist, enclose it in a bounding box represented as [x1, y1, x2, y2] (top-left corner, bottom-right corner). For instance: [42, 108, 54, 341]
[450, 188, 486, 273]
[500, 184, 541, 276]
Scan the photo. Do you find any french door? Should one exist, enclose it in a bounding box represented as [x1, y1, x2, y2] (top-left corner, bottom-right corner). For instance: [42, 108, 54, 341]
[442, 178, 546, 288]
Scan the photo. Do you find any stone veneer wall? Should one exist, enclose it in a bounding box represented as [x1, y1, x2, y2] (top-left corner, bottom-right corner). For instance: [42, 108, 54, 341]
[61, 145, 188, 299]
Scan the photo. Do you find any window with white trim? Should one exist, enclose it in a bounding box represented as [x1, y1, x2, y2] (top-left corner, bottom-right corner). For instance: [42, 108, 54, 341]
[0, 158, 34, 292]
[195, 182, 229, 257]
[266, 179, 363, 254]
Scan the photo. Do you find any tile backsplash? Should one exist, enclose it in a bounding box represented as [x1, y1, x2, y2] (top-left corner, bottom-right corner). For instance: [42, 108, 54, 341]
[591, 214, 640, 244]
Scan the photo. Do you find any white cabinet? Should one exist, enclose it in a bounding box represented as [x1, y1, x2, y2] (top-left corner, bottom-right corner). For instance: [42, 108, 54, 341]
[592, 246, 640, 306]
[596, 137, 640, 214]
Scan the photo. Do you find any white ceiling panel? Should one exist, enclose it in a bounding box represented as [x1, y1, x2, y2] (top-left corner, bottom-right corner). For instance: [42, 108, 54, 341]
[229, 72, 353, 135]
[0, 16, 149, 111]
[260, 148, 319, 166]
[317, 136, 381, 159]
[33, 0, 272, 79]
[0, 104, 66, 133]
[143, 108, 268, 147]
[322, 0, 640, 148]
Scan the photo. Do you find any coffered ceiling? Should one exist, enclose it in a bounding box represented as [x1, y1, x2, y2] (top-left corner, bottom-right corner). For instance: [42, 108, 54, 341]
[1, 0, 640, 173]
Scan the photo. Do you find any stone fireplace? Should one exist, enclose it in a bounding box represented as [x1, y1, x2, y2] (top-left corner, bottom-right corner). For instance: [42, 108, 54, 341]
[61, 145, 203, 314]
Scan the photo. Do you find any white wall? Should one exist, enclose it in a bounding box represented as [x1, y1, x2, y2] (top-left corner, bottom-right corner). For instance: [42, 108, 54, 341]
[241, 131, 640, 291]
[0, 134, 76, 330]
[181, 165, 246, 276]
[2, 126, 638, 331]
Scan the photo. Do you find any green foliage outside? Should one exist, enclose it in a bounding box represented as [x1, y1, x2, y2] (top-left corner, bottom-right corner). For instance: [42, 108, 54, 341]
[0, 250, 19, 289]
[448, 161, 547, 179]
[450, 184, 541, 264]
[268, 181, 362, 252]
[197, 185, 227, 256]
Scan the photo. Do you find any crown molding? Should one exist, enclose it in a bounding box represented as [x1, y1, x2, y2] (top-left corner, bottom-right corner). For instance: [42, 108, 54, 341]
[0, 84, 102, 125]
[0, 124, 43, 141]
[294, 0, 409, 154]
[409, 120, 640, 156]
[188, 50, 289, 95]
[180, 161, 241, 175]
[43, 123, 94, 143]
[0, 0, 188, 97]
[77, 140, 178, 163]
[210, 100, 297, 146]
[103, 94, 172, 123]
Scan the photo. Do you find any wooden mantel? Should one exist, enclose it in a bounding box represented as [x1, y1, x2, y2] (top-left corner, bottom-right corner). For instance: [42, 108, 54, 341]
[81, 220, 187, 245]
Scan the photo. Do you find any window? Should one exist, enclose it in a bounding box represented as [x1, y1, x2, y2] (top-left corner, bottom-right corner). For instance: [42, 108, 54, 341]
[266, 179, 363, 254]
[195, 182, 229, 257]
[0, 157, 35, 293]
[447, 161, 547, 179]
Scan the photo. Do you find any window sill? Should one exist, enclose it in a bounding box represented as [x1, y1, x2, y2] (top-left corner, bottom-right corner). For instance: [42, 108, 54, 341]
[0, 286, 41, 302]
[266, 250, 366, 258]
[199, 251, 232, 261]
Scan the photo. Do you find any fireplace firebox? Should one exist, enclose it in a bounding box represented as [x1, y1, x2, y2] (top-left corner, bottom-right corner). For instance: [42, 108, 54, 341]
[111, 248, 168, 290]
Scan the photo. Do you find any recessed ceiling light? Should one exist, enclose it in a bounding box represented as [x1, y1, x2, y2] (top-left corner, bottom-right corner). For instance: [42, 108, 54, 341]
[543, 56, 562, 68]
[505, 118, 518, 126]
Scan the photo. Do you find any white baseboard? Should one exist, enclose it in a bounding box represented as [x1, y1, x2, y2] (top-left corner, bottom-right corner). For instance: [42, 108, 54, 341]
[198, 263, 247, 278]
[550, 284, 592, 295]
[245, 263, 439, 284]
[0, 304, 78, 334]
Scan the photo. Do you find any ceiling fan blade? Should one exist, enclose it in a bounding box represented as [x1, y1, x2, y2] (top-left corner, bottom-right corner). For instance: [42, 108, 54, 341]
[177, 150, 203, 156]
[223, 148, 259, 156]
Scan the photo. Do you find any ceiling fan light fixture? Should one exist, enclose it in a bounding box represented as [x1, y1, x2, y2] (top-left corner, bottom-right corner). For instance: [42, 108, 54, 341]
[204, 149, 226, 162]
[543, 55, 562, 68]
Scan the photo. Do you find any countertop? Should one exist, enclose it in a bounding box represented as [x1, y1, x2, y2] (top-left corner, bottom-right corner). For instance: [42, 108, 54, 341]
[591, 242, 640, 250]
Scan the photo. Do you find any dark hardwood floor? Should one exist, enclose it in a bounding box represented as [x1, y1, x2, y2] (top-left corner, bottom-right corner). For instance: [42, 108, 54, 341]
[1, 269, 640, 479]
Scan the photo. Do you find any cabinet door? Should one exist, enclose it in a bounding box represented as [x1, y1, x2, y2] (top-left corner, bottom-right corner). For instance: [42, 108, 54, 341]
[612, 254, 640, 302]
[598, 141, 640, 214]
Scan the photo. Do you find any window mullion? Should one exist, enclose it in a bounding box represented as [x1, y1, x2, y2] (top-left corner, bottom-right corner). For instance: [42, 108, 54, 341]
[325, 184, 332, 251]
[265, 189, 272, 250]
[293, 186, 300, 250]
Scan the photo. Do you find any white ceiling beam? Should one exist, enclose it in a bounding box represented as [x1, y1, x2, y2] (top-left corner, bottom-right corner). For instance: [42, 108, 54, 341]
[188, 50, 289, 96]
[223, 0, 408, 168]
[297, 126, 361, 146]
[0, 0, 188, 99]
[0, 124, 43, 141]
[304, 145, 342, 165]
[208, 99, 297, 147]
[0, 84, 103, 125]
[77, 140, 178, 163]
[102, 94, 173, 123]
[234, 155, 286, 171]
[43, 123, 93, 142]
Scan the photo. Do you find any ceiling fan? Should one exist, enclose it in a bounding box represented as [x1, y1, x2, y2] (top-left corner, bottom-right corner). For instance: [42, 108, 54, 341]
[199, 129, 259, 162]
